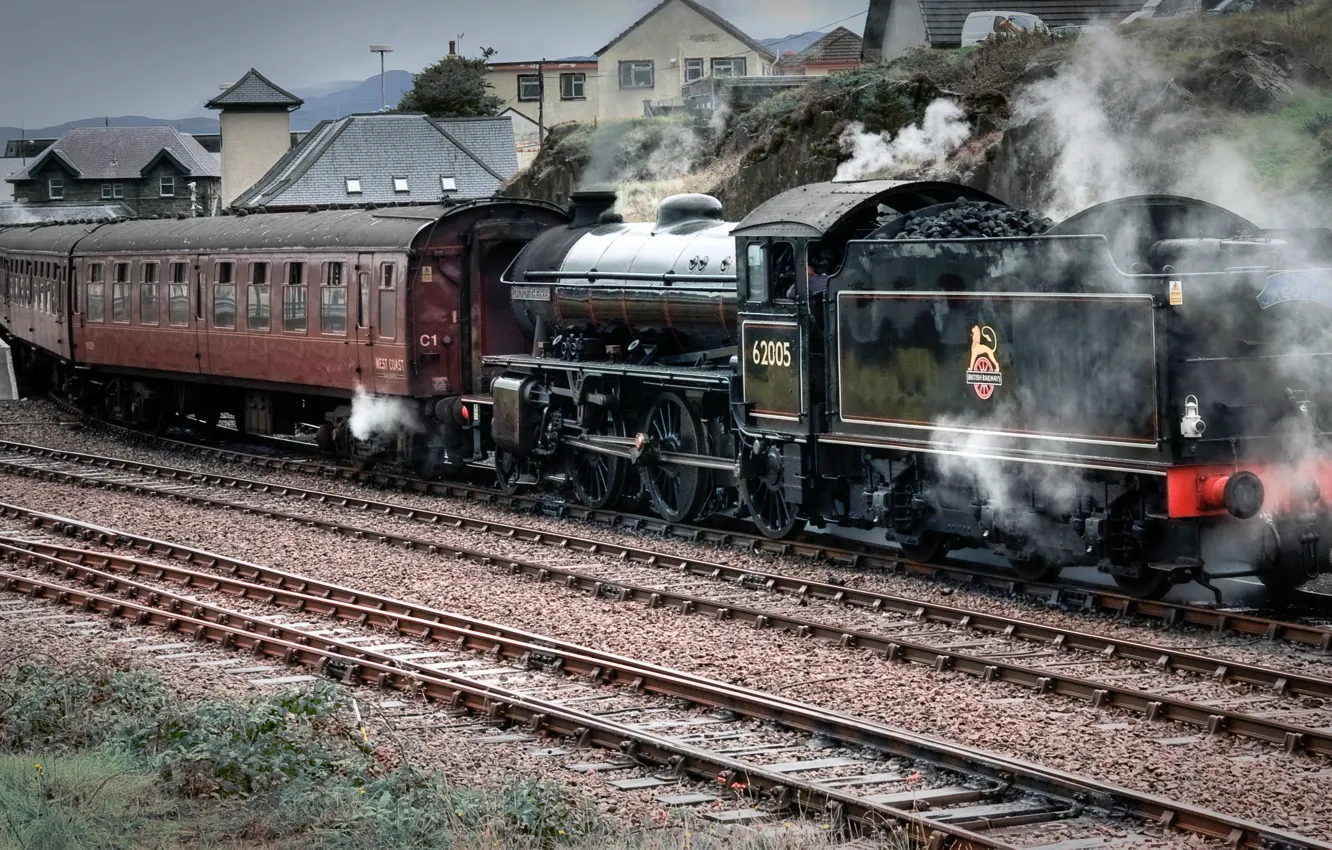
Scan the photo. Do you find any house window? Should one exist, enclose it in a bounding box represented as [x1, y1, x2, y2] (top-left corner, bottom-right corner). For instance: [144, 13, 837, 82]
[160, 175, 175, 197]
[440, 175, 457, 193]
[283, 262, 307, 333]
[214, 261, 235, 328]
[321, 262, 347, 335]
[248, 262, 270, 331]
[560, 73, 585, 100]
[685, 58, 704, 82]
[112, 184, 124, 199]
[393, 177, 409, 193]
[518, 74, 542, 102]
[140, 263, 159, 325]
[48, 178, 64, 200]
[378, 264, 396, 341]
[345, 178, 362, 194]
[169, 262, 189, 326]
[619, 60, 654, 89]
[101, 184, 113, 200]
[711, 58, 746, 77]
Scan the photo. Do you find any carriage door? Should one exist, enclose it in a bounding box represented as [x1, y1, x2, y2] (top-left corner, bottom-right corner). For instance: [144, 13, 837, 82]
[354, 254, 377, 393]
[739, 239, 809, 436]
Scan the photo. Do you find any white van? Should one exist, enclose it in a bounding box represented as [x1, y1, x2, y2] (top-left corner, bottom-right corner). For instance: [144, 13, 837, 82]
[960, 11, 1048, 47]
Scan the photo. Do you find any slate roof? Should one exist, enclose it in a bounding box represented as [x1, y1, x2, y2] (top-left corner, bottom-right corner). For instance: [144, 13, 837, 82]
[0, 203, 133, 226]
[207, 68, 303, 110]
[231, 112, 518, 210]
[596, 0, 776, 61]
[6, 126, 221, 182]
[864, 0, 1149, 49]
[777, 27, 863, 69]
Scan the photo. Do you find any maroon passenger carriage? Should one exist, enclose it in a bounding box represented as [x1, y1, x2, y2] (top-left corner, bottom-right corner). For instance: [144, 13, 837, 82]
[0, 199, 567, 476]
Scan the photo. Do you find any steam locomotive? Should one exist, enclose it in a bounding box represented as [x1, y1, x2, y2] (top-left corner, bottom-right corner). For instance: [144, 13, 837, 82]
[3, 180, 1332, 600]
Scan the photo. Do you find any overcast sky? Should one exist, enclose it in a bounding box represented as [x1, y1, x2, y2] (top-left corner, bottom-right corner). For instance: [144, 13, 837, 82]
[1, 0, 869, 128]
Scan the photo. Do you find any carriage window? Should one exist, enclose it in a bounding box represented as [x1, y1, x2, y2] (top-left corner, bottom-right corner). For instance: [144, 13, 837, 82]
[320, 262, 346, 335]
[773, 241, 796, 302]
[357, 272, 369, 329]
[378, 264, 396, 341]
[87, 264, 104, 322]
[140, 263, 159, 326]
[216, 261, 234, 285]
[745, 243, 767, 304]
[283, 262, 307, 333]
[214, 282, 236, 329]
[247, 262, 270, 331]
[110, 263, 130, 322]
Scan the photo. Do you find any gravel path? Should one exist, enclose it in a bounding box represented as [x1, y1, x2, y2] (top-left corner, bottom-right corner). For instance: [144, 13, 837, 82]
[0, 472, 1326, 841]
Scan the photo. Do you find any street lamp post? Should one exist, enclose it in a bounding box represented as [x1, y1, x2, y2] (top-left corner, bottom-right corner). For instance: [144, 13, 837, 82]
[370, 45, 394, 111]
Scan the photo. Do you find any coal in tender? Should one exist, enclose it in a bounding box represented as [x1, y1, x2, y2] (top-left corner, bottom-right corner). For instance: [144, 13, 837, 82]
[879, 198, 1053, 240]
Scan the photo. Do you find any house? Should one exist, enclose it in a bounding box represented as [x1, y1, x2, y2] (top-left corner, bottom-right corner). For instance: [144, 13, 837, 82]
[775, 27, 864, 76]
[596, 0, 777, 119]
[488, 58, 599, 135]
[231, 112, 518, 211]
[488, 0, 778, 126]
[207, 68, 304, 205]
[862, 0, 1150, 61]
[5, 126, 221, 217]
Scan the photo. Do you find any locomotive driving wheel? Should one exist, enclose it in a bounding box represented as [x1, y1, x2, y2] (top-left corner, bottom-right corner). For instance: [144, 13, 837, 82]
[1111, 567, 1171, 600]
[742, 441, 799, 539]
[496, 450, 523, 496]
[640, 393, 711, 524]
[1009, 554, 1062, 582]
[567, 411, 628, 510]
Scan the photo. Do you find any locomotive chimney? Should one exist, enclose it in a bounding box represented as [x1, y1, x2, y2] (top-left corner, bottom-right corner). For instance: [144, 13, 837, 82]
[569, 188, 618, 228]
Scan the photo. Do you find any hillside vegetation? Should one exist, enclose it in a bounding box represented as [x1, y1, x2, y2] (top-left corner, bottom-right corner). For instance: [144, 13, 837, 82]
[507, 0, 1332, 226]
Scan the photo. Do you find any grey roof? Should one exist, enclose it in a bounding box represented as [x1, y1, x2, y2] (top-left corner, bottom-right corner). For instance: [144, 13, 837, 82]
[0, 203, 132, 226]
[207, 68, 304, 110]
[6, 126, 220, 182]
[58, 208, 445, 255]
[231, 113, 517, 210]
[865, 0, 1149, 48]
[596, 0, 776, 61]
[0, 220, 102, 253]
[733, 180, 1002, 237]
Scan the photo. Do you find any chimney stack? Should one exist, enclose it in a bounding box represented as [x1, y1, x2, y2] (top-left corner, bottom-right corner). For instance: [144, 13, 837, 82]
[449, 40, 457, 57]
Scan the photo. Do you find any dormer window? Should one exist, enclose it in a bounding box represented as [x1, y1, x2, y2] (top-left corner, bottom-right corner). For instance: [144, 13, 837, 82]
[440, 175, 457, 193]
[160, 175, 175, 197]
[48, 178, 64, 200]
[345, 177, 362, 194]
[393, 177, 410, 193]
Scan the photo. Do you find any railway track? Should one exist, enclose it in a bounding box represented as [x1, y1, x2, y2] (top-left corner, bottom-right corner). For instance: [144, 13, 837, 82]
[41, 395, 1332, 648]
[0, 511, 1322, 849]
[3, 442, 1332, 759]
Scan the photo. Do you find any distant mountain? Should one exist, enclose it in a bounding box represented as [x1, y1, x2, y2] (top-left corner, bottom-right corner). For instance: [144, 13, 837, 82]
[0, 116, 219, 146]
[291, 79, 364, 99]
[291, 70, 414, 130]
[762, 31, 826, 56]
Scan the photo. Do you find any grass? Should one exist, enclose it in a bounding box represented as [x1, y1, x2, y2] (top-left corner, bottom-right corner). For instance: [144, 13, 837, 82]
[0, 656, 919, 850]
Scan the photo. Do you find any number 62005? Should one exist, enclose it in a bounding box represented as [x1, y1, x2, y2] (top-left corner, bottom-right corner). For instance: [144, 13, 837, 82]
[751, 339, 792, 368]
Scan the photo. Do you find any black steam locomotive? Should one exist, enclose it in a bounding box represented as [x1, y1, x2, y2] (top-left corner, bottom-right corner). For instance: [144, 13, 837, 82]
[478, 180, 1332, 599]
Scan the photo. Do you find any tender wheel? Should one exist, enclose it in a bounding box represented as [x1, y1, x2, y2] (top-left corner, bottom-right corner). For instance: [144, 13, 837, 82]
[316, 423, 336, 455]
[899, 532, 948, 562]
[640, 393, 711, 524]
[568, 412, 628, 510]
[496, 450, 522, 496]
[1111, 568, 1171, 599]
[1010, 554, 1062, 582]
[743, 442, 799, 539]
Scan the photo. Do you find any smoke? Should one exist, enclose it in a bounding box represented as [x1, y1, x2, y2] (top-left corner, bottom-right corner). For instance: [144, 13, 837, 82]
[349, 387, 422, 442]
[834, 99, 972, 183]
[576, 118, 712, 222]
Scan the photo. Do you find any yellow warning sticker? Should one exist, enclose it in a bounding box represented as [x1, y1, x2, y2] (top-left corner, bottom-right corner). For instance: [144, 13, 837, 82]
[1168, 280, 1183, 306]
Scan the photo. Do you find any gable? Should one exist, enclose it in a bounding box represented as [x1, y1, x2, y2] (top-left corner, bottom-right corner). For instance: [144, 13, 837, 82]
[597, 0, 775, 60]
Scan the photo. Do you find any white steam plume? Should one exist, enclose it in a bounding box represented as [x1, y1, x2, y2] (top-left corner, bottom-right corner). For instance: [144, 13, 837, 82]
[349, 387, 422, 442]
[834, 99, 972, 182]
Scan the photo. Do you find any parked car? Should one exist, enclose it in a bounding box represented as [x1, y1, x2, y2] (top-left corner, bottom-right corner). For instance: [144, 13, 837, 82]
[960, 11, 1047, 47]
[1050, 23, 1113, 37]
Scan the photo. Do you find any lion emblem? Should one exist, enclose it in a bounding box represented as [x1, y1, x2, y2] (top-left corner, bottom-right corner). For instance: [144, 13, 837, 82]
[966, 325, 1002, 400]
